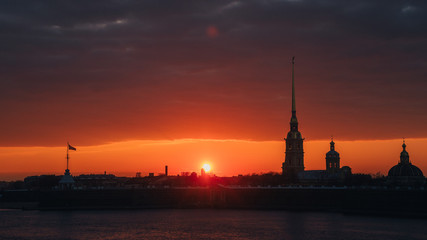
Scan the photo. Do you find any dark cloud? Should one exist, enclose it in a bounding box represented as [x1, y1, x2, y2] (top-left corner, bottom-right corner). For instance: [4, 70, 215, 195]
[0, 0, 427, 146]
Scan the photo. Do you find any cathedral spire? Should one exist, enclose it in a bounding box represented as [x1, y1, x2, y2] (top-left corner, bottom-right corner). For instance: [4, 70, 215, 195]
[283, 56, 304, 179]
[290, 56, 298, 127]
[291, 56, 296, 118]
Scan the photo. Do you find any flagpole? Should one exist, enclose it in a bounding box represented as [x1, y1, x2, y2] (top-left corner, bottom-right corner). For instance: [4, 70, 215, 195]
[66, 142, 69, 170]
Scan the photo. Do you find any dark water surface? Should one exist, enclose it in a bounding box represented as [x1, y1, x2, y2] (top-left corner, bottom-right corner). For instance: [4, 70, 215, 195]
[0, 209, 426, 240]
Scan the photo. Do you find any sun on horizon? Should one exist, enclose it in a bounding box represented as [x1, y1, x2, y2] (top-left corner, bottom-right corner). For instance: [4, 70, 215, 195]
[202, 163, 211, 173]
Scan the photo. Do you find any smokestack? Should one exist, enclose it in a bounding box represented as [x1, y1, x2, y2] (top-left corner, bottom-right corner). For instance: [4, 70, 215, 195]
[165, 165, 168, 176]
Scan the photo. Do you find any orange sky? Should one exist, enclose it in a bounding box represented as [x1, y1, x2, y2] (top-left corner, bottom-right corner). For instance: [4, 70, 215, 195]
[1, 138, 426, 181]
[1, 2, 427, 181]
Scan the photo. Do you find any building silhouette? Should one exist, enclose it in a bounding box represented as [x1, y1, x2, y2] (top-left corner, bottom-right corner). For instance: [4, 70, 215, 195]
[59, 143, 76, 190]
[280, 58, 353, 184]
[59, 168, 75, 190]
[298, 139, 351, 184]
[282, 57, 304, 179]
[387, 140, 425, 186]
[326, 138, 340, 174]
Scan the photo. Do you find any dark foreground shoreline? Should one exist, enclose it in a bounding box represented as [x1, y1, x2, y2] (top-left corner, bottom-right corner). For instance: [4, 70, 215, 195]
[1, 187, 426, 218]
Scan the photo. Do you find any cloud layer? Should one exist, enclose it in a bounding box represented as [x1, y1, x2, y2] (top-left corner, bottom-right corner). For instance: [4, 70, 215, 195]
[1, 0, 427, 146]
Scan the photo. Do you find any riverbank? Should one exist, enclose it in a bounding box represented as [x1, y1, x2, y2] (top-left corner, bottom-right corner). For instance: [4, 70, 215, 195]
[1, 187, 426, 218]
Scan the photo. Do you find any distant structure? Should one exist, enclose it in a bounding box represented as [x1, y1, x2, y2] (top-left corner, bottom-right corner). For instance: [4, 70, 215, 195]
[326, 138, 340, 174]
[165, 165, 168, 176]
[282, 57, 304, 179]
[59, 169, 74, 189]
[387, 140, 425, 186]
[59, 143, 76, 189]
[298, 140, 351, 185]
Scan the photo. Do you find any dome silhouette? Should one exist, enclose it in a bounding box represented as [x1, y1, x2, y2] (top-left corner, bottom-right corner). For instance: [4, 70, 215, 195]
[387, 141, 425, 186]
[388, 163, 423, 177]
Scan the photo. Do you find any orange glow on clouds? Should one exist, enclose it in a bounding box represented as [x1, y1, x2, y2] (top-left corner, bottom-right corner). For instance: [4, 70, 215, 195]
[0, 138, 426, 181]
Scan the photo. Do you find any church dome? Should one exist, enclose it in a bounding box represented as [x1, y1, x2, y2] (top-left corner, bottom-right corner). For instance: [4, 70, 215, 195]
[388, 163, 423, 177]
[387, 141, 424, 178]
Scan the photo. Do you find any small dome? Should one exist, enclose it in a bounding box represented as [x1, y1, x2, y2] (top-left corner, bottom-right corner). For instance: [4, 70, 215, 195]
[399, 141, 410, 164]
[326, 139, 339, 158]
[388, 163, 424, 177]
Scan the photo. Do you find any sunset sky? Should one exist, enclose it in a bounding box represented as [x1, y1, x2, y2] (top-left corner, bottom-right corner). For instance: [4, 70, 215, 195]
[1, 1, 427, 180]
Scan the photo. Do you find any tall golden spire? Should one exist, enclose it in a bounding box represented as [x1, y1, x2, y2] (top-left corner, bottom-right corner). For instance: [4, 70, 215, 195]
[292, 56, 296, 113]
[283, 56, 304, 178]
[290, 56, 297, 122]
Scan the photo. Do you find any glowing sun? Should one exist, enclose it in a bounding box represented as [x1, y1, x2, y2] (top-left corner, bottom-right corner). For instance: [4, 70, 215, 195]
[202, 163, 211, 172]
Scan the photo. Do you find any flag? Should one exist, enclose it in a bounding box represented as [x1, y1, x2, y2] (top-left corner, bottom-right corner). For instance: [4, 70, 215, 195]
[68, 143, 76, 151]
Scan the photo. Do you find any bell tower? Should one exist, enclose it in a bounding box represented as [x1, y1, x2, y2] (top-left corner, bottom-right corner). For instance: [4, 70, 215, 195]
[326, 137, 340, 174]
[282, 57, 304, 179]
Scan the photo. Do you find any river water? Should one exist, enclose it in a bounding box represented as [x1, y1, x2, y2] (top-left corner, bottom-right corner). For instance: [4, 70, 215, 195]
[0, 209, 426, 240]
